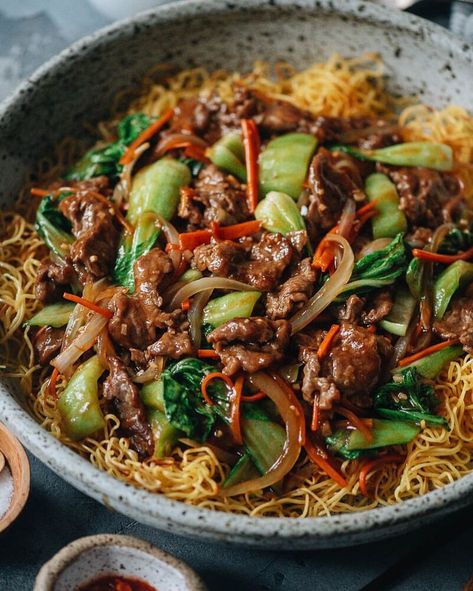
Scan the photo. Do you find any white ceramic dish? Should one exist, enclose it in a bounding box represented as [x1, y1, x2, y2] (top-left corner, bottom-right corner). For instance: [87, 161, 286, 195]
[0, 0, 472, 549]
[33, 534, 207, 591]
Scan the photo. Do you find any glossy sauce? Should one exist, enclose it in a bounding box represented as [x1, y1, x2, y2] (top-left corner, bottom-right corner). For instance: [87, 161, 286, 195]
[79, 575, 157, 591]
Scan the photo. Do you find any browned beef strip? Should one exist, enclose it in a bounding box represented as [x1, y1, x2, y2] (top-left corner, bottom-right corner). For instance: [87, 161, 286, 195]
[34, 258, 75, 303]
[361, 290, 393, 325]
[193, 232, 295, 291]
[178, 164, 250, 230]
[102, 357, 153, 458]
[33, 326, 65, 366]
[266, 258, 316, 320]
[255, 99, 314, 134]
[147, 330, 194, 359]
[59, 192, 119, 284]
[307, 149, 362, 232]
[378, 165, 462, 230]
[312, 116, 401, 149]
[335, 294, 365, 324]
[133, 248, 174, 315]
[433, 296, 473, 353]
[208, 317, 291, 376]
[406, 226, 433, 248]
[108, 291, 155, 350]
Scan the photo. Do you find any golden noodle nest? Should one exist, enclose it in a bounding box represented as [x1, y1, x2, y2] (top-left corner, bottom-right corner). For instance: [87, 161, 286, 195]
[1, 53, 473, 517]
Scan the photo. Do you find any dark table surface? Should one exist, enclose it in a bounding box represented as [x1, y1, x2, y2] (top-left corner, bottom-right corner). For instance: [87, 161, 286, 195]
[0, 2, 472, 590]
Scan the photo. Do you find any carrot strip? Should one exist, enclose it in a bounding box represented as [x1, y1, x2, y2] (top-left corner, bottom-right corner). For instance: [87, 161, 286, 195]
[413, 245, 473, 264]
[305, 437, 348, 488]
[31, 188, 50, 197]
[317, 324, 340, 360]
[197, 349, 220, 359]
[359, 454, 404, 498]
[336, 406, 373, 443]
[184, 144, 211, 163]
[63, 292, 113, 319]
[241, 119, 260, 212]
[311, 396, 320, 432]
[181, 298, 191, 312]
[48, 367, 60, 399]
[178, 229, 212, 250]
[241, 391, 266, 403]
[356, 199, 379, 217]
[231, 375, 244, 445]
[213, 220, 262, 241]
[398, 338, 458, 367]
[201, 372, 234, 407]
[119, 109, 174, 165]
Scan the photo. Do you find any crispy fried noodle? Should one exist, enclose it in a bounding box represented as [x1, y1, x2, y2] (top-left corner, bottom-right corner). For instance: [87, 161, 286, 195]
[1, 53, 473, 517]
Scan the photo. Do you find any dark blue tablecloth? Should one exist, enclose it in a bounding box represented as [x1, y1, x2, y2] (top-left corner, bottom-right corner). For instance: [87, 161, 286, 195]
[0, 2, 472, 589]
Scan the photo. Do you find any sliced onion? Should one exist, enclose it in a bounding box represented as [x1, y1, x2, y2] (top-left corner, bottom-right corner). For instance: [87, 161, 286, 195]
[132, 357, 165, 384]
[51, 313, 109, 374]
[170, 277, 258, 310]
[188, 289, 213, 349]
[290, 235, 354, 334]
[113, 142, 150, 207]
[155, 133, 207, 158]
[337, 199, 356, 240]
[153, 212, 181, 270]
[221, 372, 302, 497]
[358, 237, 392, 259]
[95, 329, 117, 372]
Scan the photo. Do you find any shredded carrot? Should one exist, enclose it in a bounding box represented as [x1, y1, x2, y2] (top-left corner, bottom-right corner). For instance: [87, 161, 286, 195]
[231, 375, 244, 445]
[119, 109, 174, 165]
[412, 245, 473, 264]
[398, 338, 459, 367]
[304, 437, 348, 488]
[30, 187, 50, 197]
[184, 144, 211, 163]
[359, 454, 404, 497]
[241, 391, 266, 403]
[63, 292, 113, 319]
[201, 372, 234, 407]
[197, 349, 220, 359]
[178, 229, 212, 250]
[241, 119, 260, 212]
[48, 367, 60, 399]
[356, 199, 379, 217]
[311, 396, 320, 432]
[181, 298, 191, 312]
[317, 324, 340, 360]
[212, 220, 262, 241]
[336, 406, 373, 443]
[367, 325, 376, 333]
[165, 243, 181, 253]
[356, 208, 377, 229]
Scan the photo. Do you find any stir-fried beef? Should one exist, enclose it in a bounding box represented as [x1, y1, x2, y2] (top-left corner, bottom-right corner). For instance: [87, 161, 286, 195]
[147, 330, 194, 359]
[433, 296, 473, 353]
[59, 192, 119, 283]
[102, 357, 153, 458]
[179, 165, 250, 230]
[379, 165, 462, 230]
[33, 326, 64, 365]
[361, 290, 393, 325]
[35, 258, 75, 303]
[208, 317, 291, 375]
[133, 248, 174, 314]
[108, 292, 154, 350]
[307, 149, 363, 233]
[193, 232, 295, 291]
[335, 294, 365, 324]
[313, 116, 402, 149]
[256, 99, 314, 134]
[266, 258, 316, 319]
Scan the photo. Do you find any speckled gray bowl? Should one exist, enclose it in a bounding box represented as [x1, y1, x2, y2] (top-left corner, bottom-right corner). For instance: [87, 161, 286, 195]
[33, 534, 207, 591]
[0, 0, 472, 549]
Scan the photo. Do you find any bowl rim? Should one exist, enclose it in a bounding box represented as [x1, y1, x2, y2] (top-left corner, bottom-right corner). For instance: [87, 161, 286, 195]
[1, 0, 473, 547]
[33, 533, 208, 591]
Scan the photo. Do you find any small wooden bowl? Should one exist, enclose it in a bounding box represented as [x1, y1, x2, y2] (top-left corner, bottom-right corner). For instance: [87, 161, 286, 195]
[0, 422, 30, 533]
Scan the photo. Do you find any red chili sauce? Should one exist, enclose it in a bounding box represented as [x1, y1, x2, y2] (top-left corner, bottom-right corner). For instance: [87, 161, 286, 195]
[79, 575, 157, 591]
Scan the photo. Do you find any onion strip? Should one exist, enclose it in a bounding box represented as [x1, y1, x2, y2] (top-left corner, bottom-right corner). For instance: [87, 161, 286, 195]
[188, 289, 213, 349]
[170, 277, 258, 310]
[290, 235, 354, 334]
[221, 372, 302, 497]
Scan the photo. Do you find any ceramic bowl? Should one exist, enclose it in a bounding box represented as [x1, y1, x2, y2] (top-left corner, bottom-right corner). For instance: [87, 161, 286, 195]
[0, 0, 472, 549]
[33, 534, 207, 591]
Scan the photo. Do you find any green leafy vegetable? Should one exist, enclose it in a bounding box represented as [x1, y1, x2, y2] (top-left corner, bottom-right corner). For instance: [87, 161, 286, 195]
[241, 417, 286, 475]
[439, 226, 473, 255]
[433, 260, 473, 320]
[66, 113, 152, 181]
[178, 157, 205, 178]
[364, 173, 407, 239]
[259, 133, 318, 199]
[374, 368, 448, 428]
[339, 233, 408, 297]
[207, 133, 247, 181]
[27, 302, 76, 328]
[379, 287, 416, 336]
[333, 142, 453, 171]
[406, 256, 423, 300]
[393, 345, 463, 380]
[113, 158, 191, 290]
[35, 194, 74, 258]
[203, 291, 262, 328]
[223, 454, 260, 489]
[148, 409, 182, 458]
